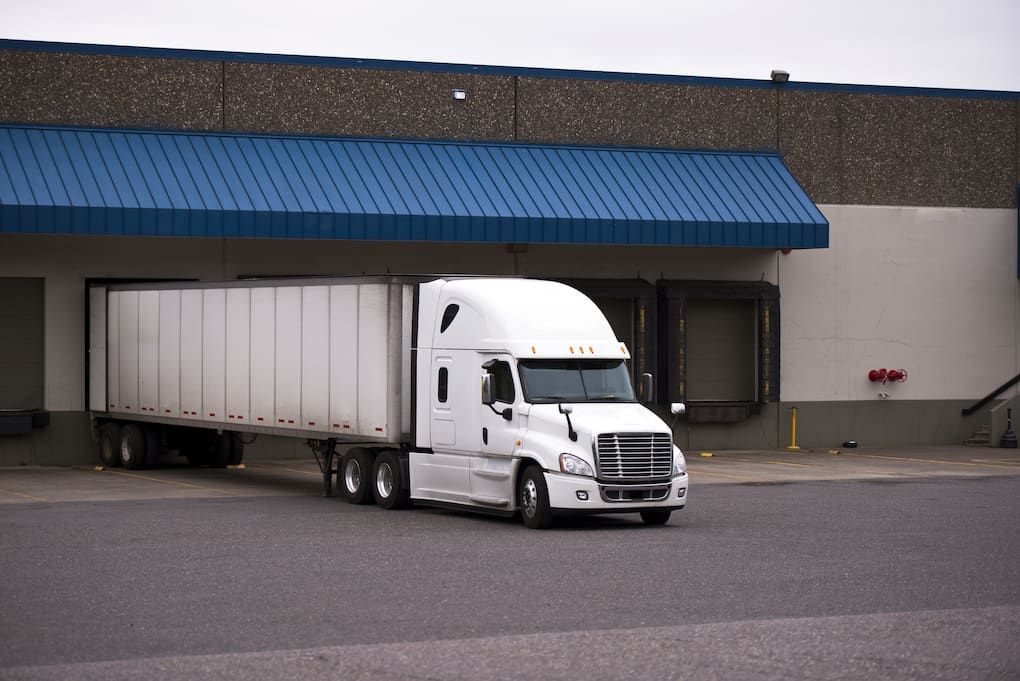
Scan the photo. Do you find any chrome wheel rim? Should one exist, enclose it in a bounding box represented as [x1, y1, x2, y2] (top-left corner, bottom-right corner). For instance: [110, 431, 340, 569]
[120, 434, 131, 464]
[344, 459, 362, 494]
[375, 462, 393, 499]
[522, 478, 538, 517]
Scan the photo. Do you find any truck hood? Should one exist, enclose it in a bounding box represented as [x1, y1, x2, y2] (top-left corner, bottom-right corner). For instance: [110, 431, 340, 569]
[522, 402, 670, 457]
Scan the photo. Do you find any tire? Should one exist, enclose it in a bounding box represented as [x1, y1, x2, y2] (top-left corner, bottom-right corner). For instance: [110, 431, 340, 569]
[519, 465, 553, 529]
[209, 433, 231, 468]
[342, 448, 376, 505]
[373, 450, 410, 510]
[98, 423, 122, 468]
[120, 423, 147, 470]
[227, 434, 244, 466]
[143, 426, 162, 468]
[640, 510, 672, 526]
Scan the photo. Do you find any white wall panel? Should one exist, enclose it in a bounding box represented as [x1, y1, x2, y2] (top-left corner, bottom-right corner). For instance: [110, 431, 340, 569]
[301, 286, 329, 431]
[226, 288, 251, 425]
[202, 289, 226, 423]
[179, 289, 203, 419]
[118, 291, 139, 413]
[137, 290, 159, 413]
[275, 287, 302, 426]
[158, 290, 181, 417]
[329, 285, 359, 433]
[781, 206, 1019, 402]
[249, 287, 275, 426]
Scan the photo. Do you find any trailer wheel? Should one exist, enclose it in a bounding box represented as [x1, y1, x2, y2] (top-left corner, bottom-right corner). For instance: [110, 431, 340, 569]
[120, 424, 147, 470]
[519, 465, 553, 529]
[209, 433, 232, 468]
[640, 510, 672, 526]
[144, 426, 162, 468]
[98, 423, 122, 468]
[342, 448, 376, 505]
[227, 434, 244, 466]
[373, 450, 410, 510]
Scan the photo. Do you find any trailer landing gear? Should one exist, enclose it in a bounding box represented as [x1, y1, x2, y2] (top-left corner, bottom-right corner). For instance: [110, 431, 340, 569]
[312, 438, 340, 497]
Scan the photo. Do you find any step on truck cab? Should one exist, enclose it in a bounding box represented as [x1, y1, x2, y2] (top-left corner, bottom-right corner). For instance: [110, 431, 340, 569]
[89, 276, 688, 528]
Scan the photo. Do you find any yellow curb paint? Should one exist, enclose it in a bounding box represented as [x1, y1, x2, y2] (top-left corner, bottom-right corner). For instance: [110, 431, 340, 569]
[227, 464, 247, 470]
[841, 452, 1020, 471]
[98, 468, 241, 495]
[0, 487, 48, 502]
[687, 470, 746, 479]
[699, 452, 714, 457]
[246, 463, 320, 477]
[766, 460, 818, 468]
[94, 466, 105, 471]
[829, 450, 841, 455]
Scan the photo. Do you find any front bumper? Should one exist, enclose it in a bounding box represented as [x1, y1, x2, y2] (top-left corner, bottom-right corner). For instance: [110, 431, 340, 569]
[545, 471, 688, 513]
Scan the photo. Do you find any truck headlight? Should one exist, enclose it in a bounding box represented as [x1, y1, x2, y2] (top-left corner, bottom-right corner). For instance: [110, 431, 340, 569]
[559, 453, 594, 477]
[673, 449, 687, 476]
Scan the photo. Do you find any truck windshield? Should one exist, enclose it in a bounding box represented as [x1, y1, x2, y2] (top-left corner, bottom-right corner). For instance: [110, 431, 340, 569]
[518, 359, 636, 403]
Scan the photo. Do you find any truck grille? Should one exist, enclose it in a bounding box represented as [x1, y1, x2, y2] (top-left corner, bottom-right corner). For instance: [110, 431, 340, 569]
[595, 433, 673, 482]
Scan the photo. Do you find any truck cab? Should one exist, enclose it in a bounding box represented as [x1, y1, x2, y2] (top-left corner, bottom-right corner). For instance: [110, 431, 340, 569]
[409, 278, 688, 528]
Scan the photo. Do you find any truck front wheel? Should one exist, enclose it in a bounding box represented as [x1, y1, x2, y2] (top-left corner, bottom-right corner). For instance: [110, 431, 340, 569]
[640, 510, 672, 526]
[342, 448, 376, 505]
[519, 465, 553, 529]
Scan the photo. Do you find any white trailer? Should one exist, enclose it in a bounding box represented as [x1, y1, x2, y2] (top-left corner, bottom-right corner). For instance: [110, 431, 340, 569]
[89, 276, 688, 528]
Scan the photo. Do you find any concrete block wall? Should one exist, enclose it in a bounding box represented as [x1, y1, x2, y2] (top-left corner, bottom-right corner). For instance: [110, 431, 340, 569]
[2, 43, 1017, 209]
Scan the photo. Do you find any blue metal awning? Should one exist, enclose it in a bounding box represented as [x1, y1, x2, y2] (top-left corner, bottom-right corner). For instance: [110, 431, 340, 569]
[0, 125, 828, 248]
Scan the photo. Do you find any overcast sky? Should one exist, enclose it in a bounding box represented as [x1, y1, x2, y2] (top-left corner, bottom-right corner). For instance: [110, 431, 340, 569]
[3, 0, 1018, 92]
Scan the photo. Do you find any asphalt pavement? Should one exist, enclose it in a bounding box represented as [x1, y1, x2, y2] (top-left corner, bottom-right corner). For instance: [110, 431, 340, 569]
[2, 444, 1018, 504]
[1, 445, 1019, 680]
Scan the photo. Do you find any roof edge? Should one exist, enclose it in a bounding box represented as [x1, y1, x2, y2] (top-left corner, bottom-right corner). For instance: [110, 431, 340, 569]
[2, 38, 1017, 101]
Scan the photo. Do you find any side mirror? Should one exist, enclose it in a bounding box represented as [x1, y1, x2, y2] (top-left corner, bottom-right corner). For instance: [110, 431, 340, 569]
[481, 374, 495, 405]
[640, 373, 654, 403]
[670, 402, 686, 416]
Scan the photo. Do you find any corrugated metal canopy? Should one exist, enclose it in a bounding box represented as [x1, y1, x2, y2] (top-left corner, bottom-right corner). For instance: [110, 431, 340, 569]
[0, 125, 828, 248]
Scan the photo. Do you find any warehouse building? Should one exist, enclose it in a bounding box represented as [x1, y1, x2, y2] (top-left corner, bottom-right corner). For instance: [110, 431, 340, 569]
[1, 39, 1018, 464]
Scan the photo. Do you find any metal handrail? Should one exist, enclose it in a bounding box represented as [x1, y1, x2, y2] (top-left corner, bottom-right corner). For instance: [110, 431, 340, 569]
[962, 373, 1020, 416]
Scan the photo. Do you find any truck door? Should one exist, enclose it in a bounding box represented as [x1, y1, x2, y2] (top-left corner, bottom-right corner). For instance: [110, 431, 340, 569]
[470, 355, 521, 508]
[479, 355, 520, 456]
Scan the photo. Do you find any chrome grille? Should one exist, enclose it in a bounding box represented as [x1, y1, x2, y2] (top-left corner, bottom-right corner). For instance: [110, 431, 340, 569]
[595, 433, 673, 482]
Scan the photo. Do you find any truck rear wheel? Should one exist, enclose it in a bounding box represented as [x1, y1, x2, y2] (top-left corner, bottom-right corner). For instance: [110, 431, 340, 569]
[519, 465, 553, 529]
[98, 423, 122, 468]
[640, 510, 672, 526]
[373, 450, 409, 510]
[342, 448, 375, 505]
[120, 423, 147, 470]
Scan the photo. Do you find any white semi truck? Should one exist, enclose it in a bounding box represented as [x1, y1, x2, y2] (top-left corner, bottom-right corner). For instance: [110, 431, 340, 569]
[88, 276, 688, 528]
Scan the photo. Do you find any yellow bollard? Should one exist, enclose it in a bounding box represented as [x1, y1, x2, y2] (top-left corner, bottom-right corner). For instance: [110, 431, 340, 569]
[785, 405, 801, 451]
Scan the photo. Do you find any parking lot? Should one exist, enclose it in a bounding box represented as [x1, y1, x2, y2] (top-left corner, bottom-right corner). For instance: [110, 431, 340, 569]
[1, 445, 1018, 505]
[3, 444, 1019, 680]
